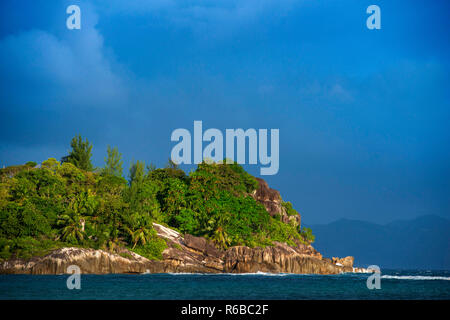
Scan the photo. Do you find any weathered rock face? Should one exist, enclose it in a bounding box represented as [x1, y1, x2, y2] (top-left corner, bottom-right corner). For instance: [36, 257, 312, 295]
[251, 178, 301, 227]
[183, 234, 224, 259]
[332, 256, 354, 268]
[148, 223, 223, 273]
[252, 177, 283, 216]
[224, 242, 352, 274]
[0, 223, 365, 275]
[0, 247, 165, 275]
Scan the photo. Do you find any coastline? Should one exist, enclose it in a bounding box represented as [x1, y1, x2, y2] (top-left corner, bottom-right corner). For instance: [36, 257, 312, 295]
[0, 223, 369, 275]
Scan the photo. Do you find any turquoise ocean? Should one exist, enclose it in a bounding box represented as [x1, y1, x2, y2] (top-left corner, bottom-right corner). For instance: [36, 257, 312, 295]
[0, 270, 449, 300]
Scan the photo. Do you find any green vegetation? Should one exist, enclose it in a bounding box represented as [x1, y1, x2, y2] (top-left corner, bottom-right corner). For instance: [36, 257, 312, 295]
[0, 135, 313, 261]
[300, 227, 315, 244]
[282, 201, 298, 216]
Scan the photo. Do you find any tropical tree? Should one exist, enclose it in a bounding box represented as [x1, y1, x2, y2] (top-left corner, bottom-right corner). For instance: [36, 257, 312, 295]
[61, 135, 93, 171]
[103, 145, 123, 177]
[41, 158, 60, 172]
[300, 227, 315, 244]
[125, 225, 154, 249]
[212, 225, 232, 249]
[128, 160, 145, 186]
[57, 211, 85, 243]
[128, 161, 164, 217]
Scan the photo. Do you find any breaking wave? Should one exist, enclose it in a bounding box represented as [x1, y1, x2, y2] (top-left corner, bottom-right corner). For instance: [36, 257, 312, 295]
[381, 275, 450, 281]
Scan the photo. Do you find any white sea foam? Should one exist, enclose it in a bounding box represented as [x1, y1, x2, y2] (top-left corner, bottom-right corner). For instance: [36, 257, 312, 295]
[164, 272, 293, 276]
[381, 275, 450, 281]
[231, 272, 291, 276]
[166, 272, 199, 275]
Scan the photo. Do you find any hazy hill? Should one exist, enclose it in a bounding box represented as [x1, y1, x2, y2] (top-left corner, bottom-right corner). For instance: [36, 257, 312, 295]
[308, 215, 450, 270]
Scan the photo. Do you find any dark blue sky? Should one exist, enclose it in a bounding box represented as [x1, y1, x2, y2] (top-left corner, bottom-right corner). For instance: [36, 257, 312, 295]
[1, 0, 449, 224]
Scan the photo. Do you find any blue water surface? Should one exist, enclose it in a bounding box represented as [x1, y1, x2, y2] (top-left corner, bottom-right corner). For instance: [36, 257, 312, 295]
[0, 270, 449, 300]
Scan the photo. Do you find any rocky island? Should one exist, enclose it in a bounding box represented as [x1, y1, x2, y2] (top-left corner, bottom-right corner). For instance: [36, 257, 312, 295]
[0, 173, 364, 275]
[0, 137, 366, 275]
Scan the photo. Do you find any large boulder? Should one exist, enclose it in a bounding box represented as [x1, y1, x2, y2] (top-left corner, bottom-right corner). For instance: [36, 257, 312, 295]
[183, 234, 224, 258]
[0, 247, 165, 274]
[154, 223, 224, 273]
[251, 177, 283, 216]
[251, 178, 301, 227]
[332, 256, 354, 268]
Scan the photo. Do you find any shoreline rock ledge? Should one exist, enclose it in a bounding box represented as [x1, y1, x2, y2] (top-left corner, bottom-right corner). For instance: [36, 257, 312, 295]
[0, 223, 368, 275]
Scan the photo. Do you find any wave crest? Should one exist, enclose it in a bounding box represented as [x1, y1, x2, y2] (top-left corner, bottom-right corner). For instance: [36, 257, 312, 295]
[381, 275, 450, 281]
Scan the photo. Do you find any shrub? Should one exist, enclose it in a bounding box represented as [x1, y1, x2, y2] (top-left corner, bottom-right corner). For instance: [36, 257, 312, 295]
[132, 237, 168, 260]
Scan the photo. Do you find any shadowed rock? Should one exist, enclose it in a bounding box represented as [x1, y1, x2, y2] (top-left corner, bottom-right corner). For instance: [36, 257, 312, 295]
[183, 234, 224, 258]
[251, 177, 301, 227]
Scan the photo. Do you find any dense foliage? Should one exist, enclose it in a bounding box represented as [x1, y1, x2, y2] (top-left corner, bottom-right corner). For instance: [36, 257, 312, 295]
[0, 136, 312, 261]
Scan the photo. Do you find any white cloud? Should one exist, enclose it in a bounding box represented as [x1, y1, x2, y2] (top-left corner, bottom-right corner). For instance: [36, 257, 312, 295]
[0, 7, 129, 110]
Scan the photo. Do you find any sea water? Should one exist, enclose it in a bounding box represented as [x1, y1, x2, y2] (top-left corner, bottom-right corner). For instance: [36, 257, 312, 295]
[0, 270, 449, 300]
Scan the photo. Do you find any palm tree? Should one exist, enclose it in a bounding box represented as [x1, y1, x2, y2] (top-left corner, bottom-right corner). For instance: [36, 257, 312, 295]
[57, 211, 85, 243]
[209, 211, 232, 249]
[125, 225, 153, 249]
[212, 226, 231, 249]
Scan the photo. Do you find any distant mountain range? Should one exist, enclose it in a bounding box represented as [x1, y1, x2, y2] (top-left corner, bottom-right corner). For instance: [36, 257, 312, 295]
[307, 215, 450, 270]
